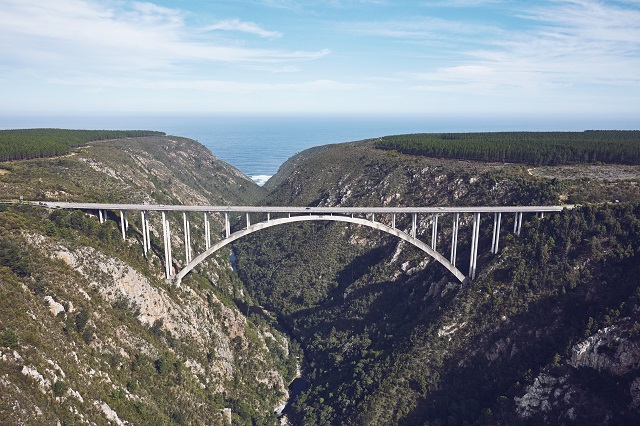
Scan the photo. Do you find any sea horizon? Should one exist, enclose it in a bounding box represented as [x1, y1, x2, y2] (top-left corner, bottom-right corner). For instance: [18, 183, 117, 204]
[2, 113, 638, 185]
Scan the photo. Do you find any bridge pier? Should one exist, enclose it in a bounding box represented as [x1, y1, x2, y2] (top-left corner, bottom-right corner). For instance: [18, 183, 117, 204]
[183, 212, 192, 264]
[469, 212, 481, 280]
[431, 214, 439, 251]
[120, 211, 126, 240]
[144, 211, 151, 255]
[514, 212, 523, 235]
[141, 211, 148, 256]
[162, 211, 173, 279]
[451, 213, 459, 266]
[204, 212, 211, 250]
[411, 213, 417, 238]
[491, 212, 502, 254]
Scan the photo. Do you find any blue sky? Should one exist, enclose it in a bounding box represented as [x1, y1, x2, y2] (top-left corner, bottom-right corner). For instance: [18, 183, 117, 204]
[1, 0, 639, 121]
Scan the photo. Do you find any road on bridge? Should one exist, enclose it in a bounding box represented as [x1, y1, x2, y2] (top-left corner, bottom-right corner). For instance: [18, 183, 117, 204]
[21, 201, 573, 214]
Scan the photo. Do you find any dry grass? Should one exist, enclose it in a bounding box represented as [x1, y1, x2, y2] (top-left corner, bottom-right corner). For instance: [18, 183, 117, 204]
[529, 164, 640, 180]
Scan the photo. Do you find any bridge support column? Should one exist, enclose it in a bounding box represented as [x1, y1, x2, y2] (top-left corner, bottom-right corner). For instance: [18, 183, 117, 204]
[120, 211, 126, 241]
[141, 211, 149, 256]
[411, 213, 417, 238]
[144, 212, 150, 254]
[514, 212, 523, 235]
[162, 211, 173, 279]
[267, 213, 271, 222]
[225, 213, 230, 238]
[469, 212, 480, 280]
[183, 212, 192, 264]
[518, 213, 523, 235]
[451, 213, 459, 266]
[491, 212, 502, 254]
[204, 212, 211, 250]
[392, 214, 396, 229]
[246, 213, 251, 229]
[98, 209, 104, 224]
[431, 214, 438, 251]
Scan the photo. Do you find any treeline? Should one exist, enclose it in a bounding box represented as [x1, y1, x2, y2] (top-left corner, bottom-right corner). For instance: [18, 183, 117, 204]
[0, 128, 165, 162]
[375, 130, 640, 166]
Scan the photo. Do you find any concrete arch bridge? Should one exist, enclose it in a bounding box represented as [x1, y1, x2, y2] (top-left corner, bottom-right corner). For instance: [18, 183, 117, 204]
[27, 202, 572, 285]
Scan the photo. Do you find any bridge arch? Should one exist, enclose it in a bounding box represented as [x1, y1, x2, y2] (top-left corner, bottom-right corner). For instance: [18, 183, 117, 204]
[174, 214, 469, 285]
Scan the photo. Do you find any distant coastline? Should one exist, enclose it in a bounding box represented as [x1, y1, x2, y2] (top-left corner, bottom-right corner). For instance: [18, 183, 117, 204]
[1, 114, 638, 180]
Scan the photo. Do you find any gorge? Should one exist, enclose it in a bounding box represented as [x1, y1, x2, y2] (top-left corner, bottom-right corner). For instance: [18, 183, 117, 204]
[2, 131, 640, 425]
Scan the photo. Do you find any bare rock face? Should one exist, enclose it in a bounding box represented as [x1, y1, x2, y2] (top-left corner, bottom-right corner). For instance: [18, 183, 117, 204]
[515, 373, 564, 419]
[570, 326, 640, 375]
[44, 239, 243, 381]
[515, 324, 640, 422]
[44, 295, 65, 317]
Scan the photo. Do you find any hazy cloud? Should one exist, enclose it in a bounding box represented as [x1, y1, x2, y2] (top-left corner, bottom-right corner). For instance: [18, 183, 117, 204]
[405, 0, 640, 95]
[1, 0, 638, 115]
[347, 17, 501, 39]
[0, 0, 328, 77]
[50, 76, 366, 92]
[201, 19, 282, 39]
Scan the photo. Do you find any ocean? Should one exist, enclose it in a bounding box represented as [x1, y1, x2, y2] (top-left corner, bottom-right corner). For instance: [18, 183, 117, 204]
[1, 114, 636, 185]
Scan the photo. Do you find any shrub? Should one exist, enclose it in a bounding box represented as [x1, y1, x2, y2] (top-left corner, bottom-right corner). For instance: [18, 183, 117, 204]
[75, 309, 90, 332]
[53, 380, 68, 397]
[1, 329, 18, 348]
[155, 355, 168, 375]
[82, 326, 95, 345]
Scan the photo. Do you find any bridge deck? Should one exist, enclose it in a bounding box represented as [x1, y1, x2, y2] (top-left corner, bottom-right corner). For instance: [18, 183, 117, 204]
[25, 201, 573, 214]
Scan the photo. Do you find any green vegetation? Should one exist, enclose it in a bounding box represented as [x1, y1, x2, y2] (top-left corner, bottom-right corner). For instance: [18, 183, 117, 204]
[0, 132, 284, 425]
[0, 134, 265, 205]
[1, 329, 18, 348]
[375, 131, 640, 166]
[238, 203, 640, 425]
[0, 128, 165, 161]
[236, 139, 640, 425]
[3, 127, 640, 425]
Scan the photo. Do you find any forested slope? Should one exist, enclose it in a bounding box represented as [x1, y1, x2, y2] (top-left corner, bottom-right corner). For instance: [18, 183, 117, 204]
[236, 140, 640, 425]
[375, 131, 640, 166]
[0, 129, 165, 161]
[0, 134, 295, 425]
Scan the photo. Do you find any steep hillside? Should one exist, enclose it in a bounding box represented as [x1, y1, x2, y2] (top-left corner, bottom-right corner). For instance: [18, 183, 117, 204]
[236, 140, 640, 425]
[0, 134, 297, 425]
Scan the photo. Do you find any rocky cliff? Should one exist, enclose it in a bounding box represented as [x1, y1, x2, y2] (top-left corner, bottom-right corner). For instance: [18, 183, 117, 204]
[0, 135, 295, 425]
